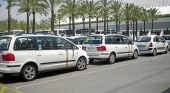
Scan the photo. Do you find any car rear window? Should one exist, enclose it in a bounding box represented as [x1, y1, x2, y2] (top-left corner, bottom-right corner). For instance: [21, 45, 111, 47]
[162, 36, 170, 40]
[135, 36, 151, 42]
[0, 37, 11, 50]
[84, 36, 102, 44]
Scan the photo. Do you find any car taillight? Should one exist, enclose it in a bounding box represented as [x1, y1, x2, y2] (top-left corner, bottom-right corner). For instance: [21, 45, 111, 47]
[149, 42, 152, 47]
[2, 53, 15, 61]
[97, 46, 106, 51]
[82, 46, 86, 50]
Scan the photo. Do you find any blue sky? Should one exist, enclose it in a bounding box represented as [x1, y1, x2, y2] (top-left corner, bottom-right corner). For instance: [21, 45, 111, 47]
[0, 0, 150, 23]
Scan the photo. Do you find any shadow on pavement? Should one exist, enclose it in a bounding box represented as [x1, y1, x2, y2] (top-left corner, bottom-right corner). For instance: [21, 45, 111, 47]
[162, 88, 170, 93]
[139, 52, 166, 57]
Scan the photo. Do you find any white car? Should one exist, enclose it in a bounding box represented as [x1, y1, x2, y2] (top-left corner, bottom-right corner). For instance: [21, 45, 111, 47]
[161, 35, 170, 50]
[135, 35, 169, 56]
[66, 36, 87, 48]
[82, 34, 139, 64]
[0, 34, 89, 81]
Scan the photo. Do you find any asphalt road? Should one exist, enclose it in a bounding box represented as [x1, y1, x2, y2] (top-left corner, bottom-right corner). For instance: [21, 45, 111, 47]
[0, 52, 170, 93]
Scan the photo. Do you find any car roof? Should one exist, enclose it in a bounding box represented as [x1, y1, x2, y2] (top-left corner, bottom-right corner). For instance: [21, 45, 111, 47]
[66, 36, 87, 39]
[88, 34, 126, 37]
[0, 34, 62, 38]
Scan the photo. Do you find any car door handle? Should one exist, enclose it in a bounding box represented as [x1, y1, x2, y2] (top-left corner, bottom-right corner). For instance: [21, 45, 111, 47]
[115, 46, 118, 48]
[125, 47, 127, 48]
[37, 55, 41, 56]
[59, 53, 63, 55]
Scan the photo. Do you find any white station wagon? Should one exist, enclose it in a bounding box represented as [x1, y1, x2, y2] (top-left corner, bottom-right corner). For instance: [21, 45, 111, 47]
[135, 35, 169, 55]
[0, 34, 89, 81]
[82, 34, 139, 64]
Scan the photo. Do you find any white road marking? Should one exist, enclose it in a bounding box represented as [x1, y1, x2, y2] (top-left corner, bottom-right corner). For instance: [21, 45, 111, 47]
[15, 54, 170, 89]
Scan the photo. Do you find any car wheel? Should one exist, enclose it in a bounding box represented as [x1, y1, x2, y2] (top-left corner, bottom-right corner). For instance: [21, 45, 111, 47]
[165, 47, 169, 53]
[76, 57, 87, 71]
[89, 59, 94, 64]
[107, 53, 115, 64]
[152, 49, 157, 56]
[21, 65, 37, 81]
[132, 50, 138, 59]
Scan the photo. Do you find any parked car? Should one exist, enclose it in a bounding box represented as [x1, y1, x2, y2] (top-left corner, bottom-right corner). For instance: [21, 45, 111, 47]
[66, 36, 87, 48]
[161, 35, 170, 50]
[135, 35, 169, 56]
[0, 34, 89, 81]
[82, 34, 139, 64]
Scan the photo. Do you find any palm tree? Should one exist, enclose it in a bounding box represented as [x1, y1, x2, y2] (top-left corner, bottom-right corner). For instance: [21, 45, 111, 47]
[17, 0, 31, 33]
[49, 0, 62, 32]
[141, 8, 149, 35]
[94, 9, 102, 33]
[148, 8, 158, 33]
[39, 19, 49, 30]
[3, 0, 17, 34]
[17, 21, 27, 31]
[77, 1, 88, 32]
[98, 0, 111, 35]
[85, 0, 98, 35]
[55, 11, 64, 29]
[123, 3, 135, 36]
[30, 0, 49, 33]
[110, 0, 123, 32]
[0, 20, 8, 32]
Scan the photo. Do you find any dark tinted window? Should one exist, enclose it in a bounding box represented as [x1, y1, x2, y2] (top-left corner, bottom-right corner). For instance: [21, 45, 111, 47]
[71, 37, 86, 45]
[105, 36, 114, 44]
[14, 37, 35, 50]
[156, 36, 160, 42]
[162, 36, 170, 40]
[114, 36, 124, 44]
[122, 37, 131, 44]
[0, 37, 11, 50]
[135, 36, 151, 42]
[36, 36, 55, 50]
[56, 37, 72, 49]
[84, 36, 102, 44]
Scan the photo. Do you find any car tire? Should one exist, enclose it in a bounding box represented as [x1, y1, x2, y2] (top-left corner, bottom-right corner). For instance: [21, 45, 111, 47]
[165, 47, 169, 53]
[21, 65, 37, 81]
[89, 59, 94, 64]
[152, 49, 157, 56]
[107, 53, 115, 64]
[132, 50, 138, 59]
[76, 57, 87, 71]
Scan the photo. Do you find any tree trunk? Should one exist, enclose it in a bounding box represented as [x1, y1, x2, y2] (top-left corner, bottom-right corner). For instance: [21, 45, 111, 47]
[144, 20, 145, 35]
[26, 10, 29, 34]
[126, 21, 129, 36]
[107, 17, 109, 33]
[116, 15, 118, 32]
[59, 21, 60, 29]
[72, 14, 75, 36]
[152, 20, 153, 33]
[118, 21, 121, 33]
[83, 17, 85, 35]
[89, 16, 91, 35]
[51, 9, 54, 32]
[32, 12, 36, 34]
[104, 13, 106, 35]
[96, 18, 98, 33]
[8, 2, 11, 35]
[136, 20, 138, 39]
[69, 16, 71, 36]
[133, 20, 135, 41]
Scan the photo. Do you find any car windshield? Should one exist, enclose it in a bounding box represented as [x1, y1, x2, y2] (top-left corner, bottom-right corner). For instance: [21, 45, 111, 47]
[0, 37, 11, 50]
[162, 36, 170, 40]
[84, 36, 102, 44]
[67, 37, 85, 45]
[135, 36, 151, 42]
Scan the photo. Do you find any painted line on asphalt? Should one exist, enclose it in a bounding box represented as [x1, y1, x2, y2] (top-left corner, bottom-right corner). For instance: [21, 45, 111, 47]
[15, 53, 170, 89]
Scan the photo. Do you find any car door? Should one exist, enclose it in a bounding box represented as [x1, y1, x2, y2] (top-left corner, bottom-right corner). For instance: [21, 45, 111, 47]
[35, 36, 59, 71]
[122, 36, 133, 57]
[55, 37, 77, 68]
[159, 37, 166, 52]
[114, 36, 127, 58]
[155, 36, 162, 52]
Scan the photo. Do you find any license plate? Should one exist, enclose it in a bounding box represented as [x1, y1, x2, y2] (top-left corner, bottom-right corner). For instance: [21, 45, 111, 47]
[87, 47, 95, 50]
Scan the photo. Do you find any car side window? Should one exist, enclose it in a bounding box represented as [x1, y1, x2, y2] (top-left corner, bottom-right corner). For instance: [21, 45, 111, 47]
[122, 36, 131, 44]
[156, 36, 160, 42]
[159, 37, 166, 43]
[14, 37, 35, 50]
[114, 36, 124, 44]
[56, 37, 72, 50]
[105, 36, 114, 44]
[36, 36, 55, 50]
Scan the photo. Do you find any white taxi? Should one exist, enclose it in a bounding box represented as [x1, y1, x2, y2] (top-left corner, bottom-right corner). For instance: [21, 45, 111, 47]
[135, 35, 169, 56]
[0, 34, 89, 81]
[82, 34, 139, 64]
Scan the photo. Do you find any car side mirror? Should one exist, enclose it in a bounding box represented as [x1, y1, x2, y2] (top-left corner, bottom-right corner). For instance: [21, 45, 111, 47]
[73, 46, 78, 50]
[128, 41, 132, 44]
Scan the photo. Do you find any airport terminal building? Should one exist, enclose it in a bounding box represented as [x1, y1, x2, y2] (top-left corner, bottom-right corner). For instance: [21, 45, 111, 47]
[60, 0, 170, 34]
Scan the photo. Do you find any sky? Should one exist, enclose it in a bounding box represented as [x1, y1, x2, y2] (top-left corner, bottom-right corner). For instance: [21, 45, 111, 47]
[0, 0, 151, 23]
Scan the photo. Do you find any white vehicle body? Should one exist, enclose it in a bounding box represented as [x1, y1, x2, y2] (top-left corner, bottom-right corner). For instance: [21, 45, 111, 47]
[161, 35, 170, 50]
[82, 34, 139, 64]
[0, 34, 89, 81]
[135, 35, 169, 55]
[65, 36, 87, 49]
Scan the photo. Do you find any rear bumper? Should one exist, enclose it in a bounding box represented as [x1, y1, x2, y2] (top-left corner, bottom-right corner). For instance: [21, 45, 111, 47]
[0, 63, 21, 74]
[87, 52, 109, 59]
[139, 49, 153, 54]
